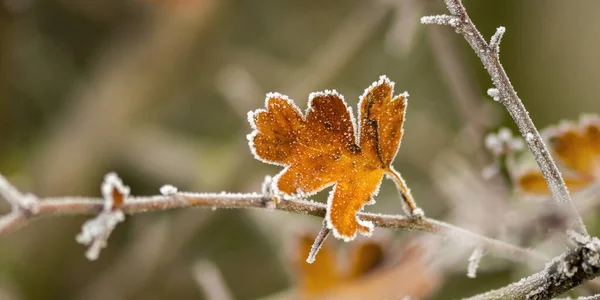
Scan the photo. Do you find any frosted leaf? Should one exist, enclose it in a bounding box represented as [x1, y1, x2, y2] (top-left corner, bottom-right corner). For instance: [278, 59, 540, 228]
[160, 184, 178, 195]
[248, 76, 415, 241]
[467, 247, 484, 278]
[101, 172, 130, 211]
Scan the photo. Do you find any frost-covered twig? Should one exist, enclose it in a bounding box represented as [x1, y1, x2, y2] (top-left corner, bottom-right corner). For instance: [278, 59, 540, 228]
[467, 247, 484, 278]
[0, 172, 545, 264]
[467, 236, 600, 300]
[422, 0, 587, 237]
[577, 295, 600, 300]
[75, 173, 129, 260]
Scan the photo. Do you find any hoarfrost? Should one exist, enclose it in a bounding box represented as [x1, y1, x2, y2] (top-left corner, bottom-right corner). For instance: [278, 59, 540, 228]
[76, 210, 125, 260]
[306, 226, 331, 264]
[467, 247, 484, 278]
[525, 132, 535, 143]
[0, 173, 40, 214]
[76, 172, 129, 260]
[101, 172, 129, 211]
[420, 15, 460, 27]
[484, 127, 523, 156]
[489, 26, 506, 51]
[487, 88, 501, 102]
[160, 184, 178, 195]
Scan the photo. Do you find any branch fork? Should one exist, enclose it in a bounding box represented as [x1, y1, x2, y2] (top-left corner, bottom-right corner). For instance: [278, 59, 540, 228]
[422, 0, 595, 298]
[422, 0, 587, 237]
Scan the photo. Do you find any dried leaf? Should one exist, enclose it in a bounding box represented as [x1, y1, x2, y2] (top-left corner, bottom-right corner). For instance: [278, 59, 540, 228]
[291, 234, 440, 300]
[347, 242, 384, 279]
[101, 172, 130, 211]
[295, 235, 340, 295]
[248, 76, 412, 240]
[517, 115, 600, 195]
[517, 171, 593, 195]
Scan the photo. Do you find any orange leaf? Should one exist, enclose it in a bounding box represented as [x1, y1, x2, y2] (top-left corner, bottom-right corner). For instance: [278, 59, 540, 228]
[101, 173, 129, 211]
[517, 170, 594, 195]
[517, 115, 600, 196]
[292, 235, 440, 299]
[295, 235, 340, 296]
[248, 76, 410, 240]
[583, 116, 600, 155]
[546, 124, 597, 175]
[347, 241, 384, 279]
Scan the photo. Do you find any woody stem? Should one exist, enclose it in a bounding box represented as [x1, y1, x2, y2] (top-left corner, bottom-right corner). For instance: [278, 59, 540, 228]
[386, 167, 421, 216]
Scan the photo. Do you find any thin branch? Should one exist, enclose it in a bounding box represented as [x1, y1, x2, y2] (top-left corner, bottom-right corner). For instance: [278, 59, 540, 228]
[422, 0, 587, 237]
[466, 236, 600, 300]
[0, 173, 545, 264]
[422, 0, 596, 298]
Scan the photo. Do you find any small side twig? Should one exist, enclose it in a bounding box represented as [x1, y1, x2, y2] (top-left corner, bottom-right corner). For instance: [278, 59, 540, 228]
[306, 223, 331, 264]
[422, 0, 587, 237]
[75, 173, 130, 260]
[467, 246, 484, 279]
[0, 172, 545, 264]
[422, 0, 597, 298]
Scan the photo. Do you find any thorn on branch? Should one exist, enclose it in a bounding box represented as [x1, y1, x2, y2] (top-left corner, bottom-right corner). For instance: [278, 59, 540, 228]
[488, 26, 505, 52]
[76, 172, 129, 261]
[420, 15, 461, 27]
[306, 223, 331, 264]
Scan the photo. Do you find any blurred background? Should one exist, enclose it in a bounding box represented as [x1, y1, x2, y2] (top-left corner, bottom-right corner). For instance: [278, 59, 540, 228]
[1, 0, 600, 299]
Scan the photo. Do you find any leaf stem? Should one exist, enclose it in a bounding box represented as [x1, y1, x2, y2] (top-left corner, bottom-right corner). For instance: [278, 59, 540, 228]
[386, 167, 422, 216]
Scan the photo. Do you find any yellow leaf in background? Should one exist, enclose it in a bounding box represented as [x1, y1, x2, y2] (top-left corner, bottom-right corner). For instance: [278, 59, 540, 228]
[292, 233, 440, 300]
[516, 115, 600, 195]
[517, 170, 594, 195]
